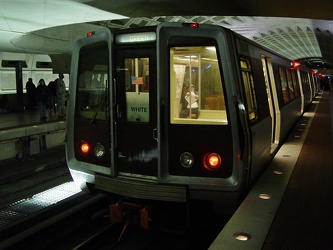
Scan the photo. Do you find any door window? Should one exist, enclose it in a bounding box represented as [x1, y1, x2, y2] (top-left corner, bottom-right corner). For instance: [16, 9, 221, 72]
[240, 59, 258, 121]
[286, 69, 295, 100]
[279, 67, 290, 103]
[123, 57, 150, 123]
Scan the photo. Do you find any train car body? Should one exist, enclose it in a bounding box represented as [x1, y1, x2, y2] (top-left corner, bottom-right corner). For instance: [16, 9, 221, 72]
[66, 23, 316, 214]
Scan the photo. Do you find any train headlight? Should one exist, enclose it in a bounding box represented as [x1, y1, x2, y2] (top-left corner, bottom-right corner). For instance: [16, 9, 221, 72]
[80, 141, 90, 154]
[180, 152, 194, 168]
[203, 153, 222, 171]
[94, 144, 105, 158]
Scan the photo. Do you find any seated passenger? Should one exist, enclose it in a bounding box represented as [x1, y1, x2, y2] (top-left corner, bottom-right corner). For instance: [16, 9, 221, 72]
[180, 85, 199, 118]
[92, 74, 102, 88]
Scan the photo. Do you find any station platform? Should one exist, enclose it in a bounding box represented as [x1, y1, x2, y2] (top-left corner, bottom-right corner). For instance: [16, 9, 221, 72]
[0, 108, 66, 162]
[209, 91, 333, 249]
[0, 107, 64, 130]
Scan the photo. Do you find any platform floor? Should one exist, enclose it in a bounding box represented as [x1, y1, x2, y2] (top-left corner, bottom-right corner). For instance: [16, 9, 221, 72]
[210, 91, 333, 249]
[263, 91, 333, 249]
[0, 108, 64, 131]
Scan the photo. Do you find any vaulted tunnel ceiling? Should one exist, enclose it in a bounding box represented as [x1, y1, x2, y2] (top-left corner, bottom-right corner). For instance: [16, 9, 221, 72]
[95, 16, 333, 75]
[0, 0, 332, 75]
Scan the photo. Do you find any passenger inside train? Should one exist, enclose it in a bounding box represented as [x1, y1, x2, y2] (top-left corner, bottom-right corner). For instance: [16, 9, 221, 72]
[180, 84, 199, 118]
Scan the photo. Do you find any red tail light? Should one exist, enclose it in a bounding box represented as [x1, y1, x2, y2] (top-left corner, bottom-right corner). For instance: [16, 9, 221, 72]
[203, 153, 222, 171]
[80, 141, 90, 154]
[291, 61, 300, 69]
[87, 31, 95, 37]
[183, 23, 199, 28]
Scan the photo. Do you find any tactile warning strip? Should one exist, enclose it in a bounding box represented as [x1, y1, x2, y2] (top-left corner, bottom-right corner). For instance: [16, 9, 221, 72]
[0, 182, 81, 228]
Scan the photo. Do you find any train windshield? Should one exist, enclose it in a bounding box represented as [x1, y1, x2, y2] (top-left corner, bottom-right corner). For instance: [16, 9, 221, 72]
[75, 42, 109, 121]
[170, 46, 227, 125]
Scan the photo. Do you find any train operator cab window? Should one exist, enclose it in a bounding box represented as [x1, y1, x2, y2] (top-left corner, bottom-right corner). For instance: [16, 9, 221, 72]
[170, 46, 227, 125]
[75, 42, 109, 121]
[240, 59, 258, 121]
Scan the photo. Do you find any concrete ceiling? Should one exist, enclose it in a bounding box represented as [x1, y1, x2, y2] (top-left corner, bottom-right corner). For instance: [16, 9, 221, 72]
[0, 0, 332, 75]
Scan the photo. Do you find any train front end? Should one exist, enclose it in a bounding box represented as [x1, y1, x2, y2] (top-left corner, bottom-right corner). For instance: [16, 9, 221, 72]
[66, 23, 247, 214]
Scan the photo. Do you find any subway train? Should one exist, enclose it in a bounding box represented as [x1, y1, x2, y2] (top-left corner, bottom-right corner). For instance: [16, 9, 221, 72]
[65, 22, 318, 215]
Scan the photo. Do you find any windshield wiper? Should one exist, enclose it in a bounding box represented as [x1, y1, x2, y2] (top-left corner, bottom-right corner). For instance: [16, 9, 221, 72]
[90, 97, 105, 125]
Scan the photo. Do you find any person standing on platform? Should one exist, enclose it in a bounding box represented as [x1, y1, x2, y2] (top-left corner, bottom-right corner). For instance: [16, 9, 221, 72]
[56, 73, 67, 117]
[48, 79, 57, 114]
[36, 79, 48, 120]
[25, 78, 36, 110]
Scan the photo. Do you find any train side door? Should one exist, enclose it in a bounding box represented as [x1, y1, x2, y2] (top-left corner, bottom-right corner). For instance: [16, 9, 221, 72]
[114, 47, 158, 178]
[261, 55, 281, 153]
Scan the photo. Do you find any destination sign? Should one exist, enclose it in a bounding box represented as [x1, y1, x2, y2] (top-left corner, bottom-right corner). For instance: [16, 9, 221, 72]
[116, 32, 156, 44]
[126, 92, 149, 122]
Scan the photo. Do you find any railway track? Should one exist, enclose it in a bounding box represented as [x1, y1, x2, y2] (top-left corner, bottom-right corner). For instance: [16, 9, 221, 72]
[1, 191, 228, 249]
[71, 199, 229, 250]
[0, 149, 229, 249]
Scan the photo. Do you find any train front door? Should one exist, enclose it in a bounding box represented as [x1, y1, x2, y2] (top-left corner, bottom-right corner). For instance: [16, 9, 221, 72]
[114, 48, 158, 178]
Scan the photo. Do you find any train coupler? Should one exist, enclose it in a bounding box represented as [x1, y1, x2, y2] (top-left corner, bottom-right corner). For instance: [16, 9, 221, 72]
[109, 201, 152, 230]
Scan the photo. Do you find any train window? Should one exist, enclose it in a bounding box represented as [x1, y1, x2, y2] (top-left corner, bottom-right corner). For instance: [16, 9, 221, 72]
[286, 69, 295, 100]
[279, 67, 290, 103]
[75, 42, 109, 121]
[240, 59, 258, 121]
[291, 70, 299, 97]
[301, 72, 310, 93]
[170, 46, 227, 125]
[124, 57, 150, 123]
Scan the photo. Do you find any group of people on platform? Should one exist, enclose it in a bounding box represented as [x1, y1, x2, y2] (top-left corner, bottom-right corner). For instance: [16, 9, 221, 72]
[25, 74, 67, 120]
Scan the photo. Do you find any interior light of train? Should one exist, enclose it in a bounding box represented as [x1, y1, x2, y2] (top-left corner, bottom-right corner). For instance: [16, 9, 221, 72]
[94, 144, 105, 158]
[205, 46, 216, 51]
[80, 141, 90, 154]
[203, 153, 222, 171]
[116, 32, 156, 44]
[87, 31, 95, 37]
[180, 152, 194, 168]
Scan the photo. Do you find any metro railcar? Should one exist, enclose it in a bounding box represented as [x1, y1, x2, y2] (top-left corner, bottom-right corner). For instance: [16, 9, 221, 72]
[66, 23, 317, 214]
